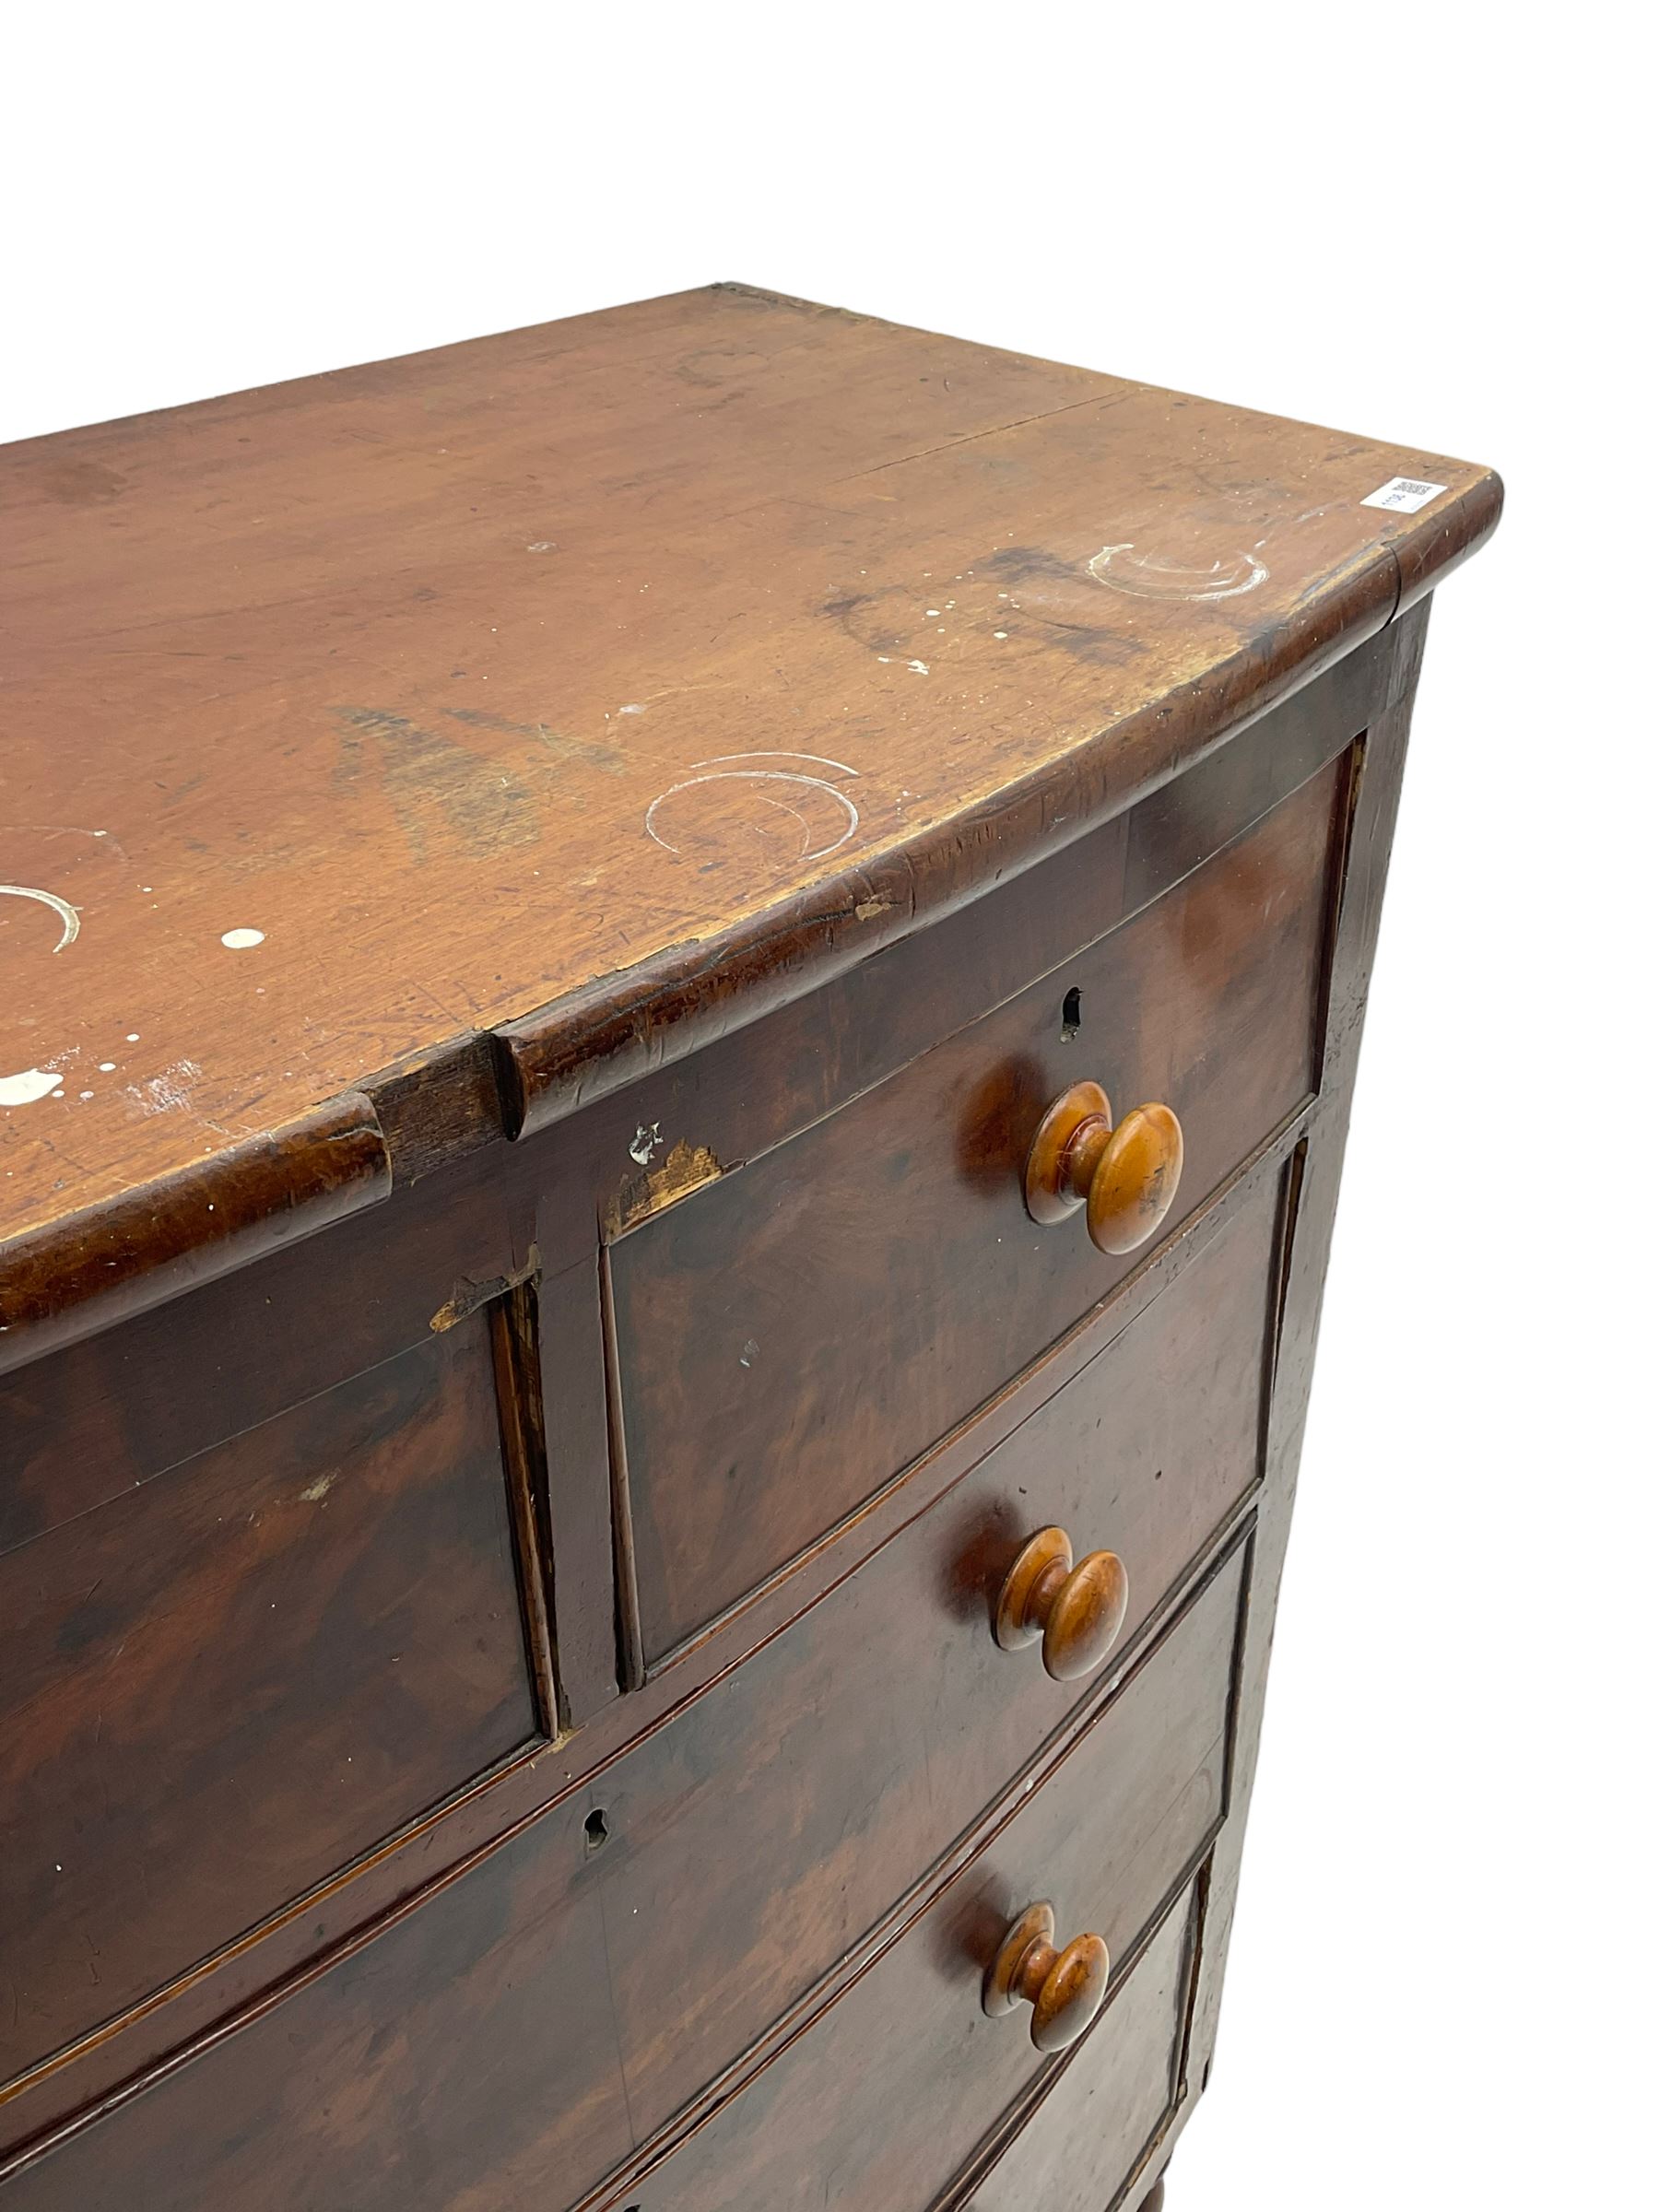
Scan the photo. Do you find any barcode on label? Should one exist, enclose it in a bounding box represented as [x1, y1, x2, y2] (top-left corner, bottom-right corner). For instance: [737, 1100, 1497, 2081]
[1361, 476, 1448, 514]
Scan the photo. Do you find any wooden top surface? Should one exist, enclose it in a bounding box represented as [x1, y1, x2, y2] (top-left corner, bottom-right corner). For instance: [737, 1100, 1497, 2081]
[1, 283, 1499, 1349]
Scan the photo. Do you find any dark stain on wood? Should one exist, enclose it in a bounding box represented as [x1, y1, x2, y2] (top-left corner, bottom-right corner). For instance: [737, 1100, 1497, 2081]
[333, 708, 544, 859]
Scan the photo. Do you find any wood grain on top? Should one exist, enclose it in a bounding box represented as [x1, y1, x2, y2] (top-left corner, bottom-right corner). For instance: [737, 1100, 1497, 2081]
[0, 283, 1500, 1334]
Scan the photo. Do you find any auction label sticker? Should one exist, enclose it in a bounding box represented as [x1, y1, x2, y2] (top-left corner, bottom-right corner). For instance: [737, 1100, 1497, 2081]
[1360, 476, 1449, 513]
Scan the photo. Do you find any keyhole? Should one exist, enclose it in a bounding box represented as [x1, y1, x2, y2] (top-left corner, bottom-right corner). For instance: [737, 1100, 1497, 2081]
[1061, 987, 1083, 1041]
[584, 1807, 610, 1853]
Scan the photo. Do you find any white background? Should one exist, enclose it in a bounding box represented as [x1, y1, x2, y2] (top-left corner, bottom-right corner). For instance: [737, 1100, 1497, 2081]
[4, 7, 1650, 2206]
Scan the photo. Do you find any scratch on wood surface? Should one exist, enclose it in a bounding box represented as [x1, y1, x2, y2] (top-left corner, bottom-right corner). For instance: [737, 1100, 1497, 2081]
[605, 1137, 724, 1239]
[124, 1059, 204, 1116]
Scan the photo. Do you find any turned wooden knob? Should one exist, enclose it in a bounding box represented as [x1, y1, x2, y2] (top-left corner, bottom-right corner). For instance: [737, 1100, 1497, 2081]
[1024, 1080, 1183, 1254]
[982, 1900, 1109, 2052]
[994, 1527, 1129, 1681]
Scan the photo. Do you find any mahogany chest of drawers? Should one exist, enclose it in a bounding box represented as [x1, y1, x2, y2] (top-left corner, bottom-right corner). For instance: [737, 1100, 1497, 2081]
[0, 286, 1499, 2209]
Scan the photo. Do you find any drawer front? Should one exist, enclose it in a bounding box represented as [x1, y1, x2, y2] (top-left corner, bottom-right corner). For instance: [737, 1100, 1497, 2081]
[962, 1883, 1194, 2212]
[584, 1385, 1256, 2162]
[0, 1314, 539, 2087]
[611, 755, 1344, 1665]
[972, 1177, 1277, 1666]
[604, 1547, 1243, 2212]
[0, 1539, 1247, 2212]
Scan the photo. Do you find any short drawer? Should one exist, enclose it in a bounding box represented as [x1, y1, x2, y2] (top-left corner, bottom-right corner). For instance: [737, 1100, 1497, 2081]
[0, 1313, 540, 2087]
[610, 754, 1344, 1665]
[0, 1539, 1247, 2211]
[961, 1885, 1192, 2212]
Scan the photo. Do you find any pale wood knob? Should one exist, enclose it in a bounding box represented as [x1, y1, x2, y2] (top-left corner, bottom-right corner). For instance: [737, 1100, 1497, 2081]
[1024, 1080, 1183, 1254]
[982, 1900, 1109, 2052]
[994, 1527, 1129, 1681]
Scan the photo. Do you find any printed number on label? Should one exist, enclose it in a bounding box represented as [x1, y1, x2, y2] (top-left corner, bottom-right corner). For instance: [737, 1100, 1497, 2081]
[1360, 477, 1449, 514]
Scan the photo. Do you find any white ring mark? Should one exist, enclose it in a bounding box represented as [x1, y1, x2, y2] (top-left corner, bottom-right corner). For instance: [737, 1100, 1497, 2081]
[644, 753, 862, 864]
[690, 751, 862, 779]
[220, 927, 265, 949]
[0, 883, 80, 951]
[646, 774, 859, 860]
[1087, 544, 1269, 602]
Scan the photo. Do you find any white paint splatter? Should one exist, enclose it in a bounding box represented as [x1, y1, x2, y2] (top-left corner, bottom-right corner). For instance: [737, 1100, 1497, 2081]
[0, 1067, 64, 1107]
[220, 927, 265, 949]
[629, 1122, 662, 1167]
[0, 883, 79, 951]
[300, 1473, 337, 1503]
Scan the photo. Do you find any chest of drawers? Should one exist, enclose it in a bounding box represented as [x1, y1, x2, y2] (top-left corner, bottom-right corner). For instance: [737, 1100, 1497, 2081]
[0, 286, 1499, 2209]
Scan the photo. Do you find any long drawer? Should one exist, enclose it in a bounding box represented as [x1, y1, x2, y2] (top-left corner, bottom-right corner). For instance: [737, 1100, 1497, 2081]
[589, 1553, 1242, 2212]
[0, 1530, 1248, 2210]
[608, 755, 1345, 1666]
[959, 1886, 1193, 2212]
